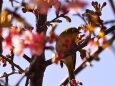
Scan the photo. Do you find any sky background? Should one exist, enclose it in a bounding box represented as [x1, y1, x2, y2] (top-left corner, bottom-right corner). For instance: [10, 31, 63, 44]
[0, 0, 115, 86]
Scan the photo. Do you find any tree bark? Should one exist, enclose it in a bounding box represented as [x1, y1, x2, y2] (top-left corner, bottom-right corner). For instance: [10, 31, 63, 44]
[30, 13, 47, 86]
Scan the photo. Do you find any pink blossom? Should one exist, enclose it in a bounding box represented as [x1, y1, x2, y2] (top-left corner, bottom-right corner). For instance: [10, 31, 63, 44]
[29, 0, 87, 14]
[23, 31, 45, 56]
[9, 26, 21, 35]
[3, 27, 45, 56]
[2, 26, 21, 50]
[12, 36, 24, 56]
[86, 40, 94, 50]
[48, 32, 58, 43]
[29, 0, 61, 14]
[70, 79, 77, 86]
[61, 0, 87, 14]
[3, 35, 12, 49]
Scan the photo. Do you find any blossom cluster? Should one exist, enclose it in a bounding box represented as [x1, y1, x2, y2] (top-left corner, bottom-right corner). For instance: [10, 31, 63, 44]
[2, 26, 45, 56]
[22, 0, 87, 14]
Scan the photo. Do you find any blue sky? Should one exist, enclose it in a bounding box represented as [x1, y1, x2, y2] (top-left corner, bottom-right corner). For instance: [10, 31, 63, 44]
[0, 0, 115, 86]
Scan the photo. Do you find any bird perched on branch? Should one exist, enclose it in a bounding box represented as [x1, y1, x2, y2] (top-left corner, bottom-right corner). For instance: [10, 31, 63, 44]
[56, 27, 80, 85]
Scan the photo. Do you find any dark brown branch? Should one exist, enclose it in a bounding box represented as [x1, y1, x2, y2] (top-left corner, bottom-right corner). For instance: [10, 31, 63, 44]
[46, 14, 63, 25]
[0, 55, 24, 73]
[15, 57, 38, 86]
[105, 25, 115, 34]
[30, 12, 47, 86]
[10, 50, 15, 71]
[0, 71, 19, 78]
[30, 55, 46, 86]
[36, 14, 47, 33]
[23, 54, 31, 63]
[4, 73, 8, 86]
[25, 76, 29, 86]
[103, 20, 115, 24]
[45, 58, 52, 67]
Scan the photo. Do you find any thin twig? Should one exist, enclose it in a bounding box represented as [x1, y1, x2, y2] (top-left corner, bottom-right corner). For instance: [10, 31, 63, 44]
[4, 73, 8, 86]
[25, 76, 30, 86]
[23, 54, 31, 63]
[45, 58, 52, 67]
[0, 55, 24, 73]
[11, 50, 15, 71]
[75, 13, 87, 24]
[108, 0, 115, 16]
[15, 75, 25, 86]
[0, 71, 20, 78]
[103, 20, 115, 24]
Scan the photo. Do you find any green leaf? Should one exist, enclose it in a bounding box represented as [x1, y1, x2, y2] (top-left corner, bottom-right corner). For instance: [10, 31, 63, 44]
[53, 19, 62, 23]
[63, 16, 71, 22]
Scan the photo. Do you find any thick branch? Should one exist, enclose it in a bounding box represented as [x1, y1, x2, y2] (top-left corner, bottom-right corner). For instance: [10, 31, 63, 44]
[30, 13, 47, 86]
[30, 54, 46, 86]
[36, 14, 47, 33]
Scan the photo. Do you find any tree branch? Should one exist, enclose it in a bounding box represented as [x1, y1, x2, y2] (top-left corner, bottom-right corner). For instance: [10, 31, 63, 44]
[4, 72, 8, 86]
[0, 71, 20, 78]
[30, 13, 47, 86]
[0, 55, 24, 73]
[25, 76, 29, 86]
[23, 54, 31, 63]
[45, 58, 52, 67]
[103, 20, 115, 24]
[10, 50, 15, 71]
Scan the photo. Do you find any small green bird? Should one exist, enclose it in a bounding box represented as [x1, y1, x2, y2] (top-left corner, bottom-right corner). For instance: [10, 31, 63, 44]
[56, 27, 80, 82]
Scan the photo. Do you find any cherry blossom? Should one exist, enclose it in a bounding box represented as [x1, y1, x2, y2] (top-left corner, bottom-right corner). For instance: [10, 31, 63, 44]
[23, 31, 45, 56]
[3, 27, 45, 56]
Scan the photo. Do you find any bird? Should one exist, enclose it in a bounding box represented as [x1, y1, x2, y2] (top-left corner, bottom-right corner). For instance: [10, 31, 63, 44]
[56, 27, 80, 83]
